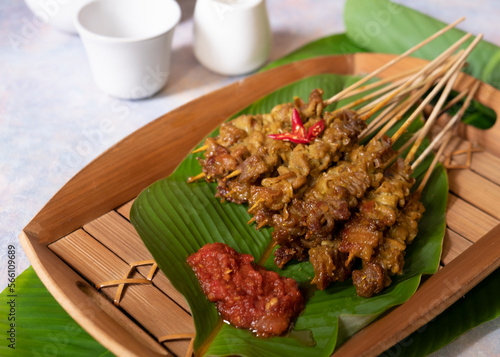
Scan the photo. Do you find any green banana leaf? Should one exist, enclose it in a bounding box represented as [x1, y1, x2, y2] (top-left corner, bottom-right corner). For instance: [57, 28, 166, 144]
[0, 266, 109, 357]
[130, 73, 447, 356]
[345, 0, 500, 88]
[383, 266, 500, 357]
[262, 34, 366, 71]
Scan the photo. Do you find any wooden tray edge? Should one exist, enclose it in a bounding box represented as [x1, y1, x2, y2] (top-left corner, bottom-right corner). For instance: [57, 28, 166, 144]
[19, 231, 169, 357]
[20, 53, 500, 357]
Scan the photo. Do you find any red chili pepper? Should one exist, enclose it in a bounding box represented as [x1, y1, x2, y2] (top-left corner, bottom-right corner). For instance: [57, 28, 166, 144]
[307, 120, 325, 140]
[268, 108, 325, 144]
[291, 108, 307, 139]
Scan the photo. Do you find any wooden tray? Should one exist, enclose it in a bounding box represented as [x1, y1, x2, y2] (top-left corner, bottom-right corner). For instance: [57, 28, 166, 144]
[19, 53, 500, 357]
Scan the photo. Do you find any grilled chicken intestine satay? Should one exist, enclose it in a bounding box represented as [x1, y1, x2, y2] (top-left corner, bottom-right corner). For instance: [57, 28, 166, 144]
[335, 157, 420, 296]
[351, 192, 425, 297]
[338, 157, 415, 263]
[301, 156, 420, 292]
[342, 78, 479, 297]
[196, 90, 367, 210]
[197, 89, 321, 183]
[217, 109, 366, 207]
[271, 135, 394, 271]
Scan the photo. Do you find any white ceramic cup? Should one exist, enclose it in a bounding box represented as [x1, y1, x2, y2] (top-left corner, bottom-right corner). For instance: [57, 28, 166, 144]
[75, 0, 181, 99]
[193, 0, 271, 76]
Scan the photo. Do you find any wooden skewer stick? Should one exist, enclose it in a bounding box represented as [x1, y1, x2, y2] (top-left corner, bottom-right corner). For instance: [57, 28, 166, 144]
[391, 33, 483, 146]
[355, 55, 453, 117]
[357, 33, 472, 122]
[329, 62, 446, 125]
[224, 170, 241, 180]
[411, 81, 480, 170]
[379, 128, 424, 171]
[371, 79, 436, 140]
[359, 101, 399, 140]
[346, 252, 355, 267]
[329, 66, 435, 117]
[358, 85, 408, 121]
[329, 77, 408, 117]
[405, 67, 463, 163]
[343, 63, 440, 117]
[358, 52, 460, 120]
[187, 172, 206, 183]
[405, 50, 478, 163]
[437, 88, 469, 117]
[396, 129, 422, 157]
[257, 220, 268, 229]
[409, 84, 479, 194]
[391, 109, 458, 195]
[323, 17, 466, 105]
[355, 78, 418, 116]
[364, 73, 437, 139]
[341, 65, 425, 100]
[192, 145, 208, 154]
[248, 198, 264, 213]
[358, 51, 457, 141]
[411, 114, 459, 172]
[416, 132, 453, 195]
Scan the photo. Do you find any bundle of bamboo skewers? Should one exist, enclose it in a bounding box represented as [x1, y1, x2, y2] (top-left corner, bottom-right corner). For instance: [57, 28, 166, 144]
[187, 17, 483, 296]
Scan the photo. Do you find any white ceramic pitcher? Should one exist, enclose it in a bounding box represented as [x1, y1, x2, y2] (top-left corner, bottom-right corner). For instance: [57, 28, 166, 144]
[193, 0, 272, 76]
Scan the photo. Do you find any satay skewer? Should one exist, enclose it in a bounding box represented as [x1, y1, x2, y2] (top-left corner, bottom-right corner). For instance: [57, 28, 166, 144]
[323, 17, 466, 106]
[192, 33, 469, 160]
[338, 65, 425, 100]
[192, 26, 470, 160]
[354, 52, 461, 118]
[415, 131, 453, 195]
[361, 56, 453, 141]
[333, 64, 442, 119]
[436, 88, 469, 117]
[247, 61, 474, 232]
[389, 33, 483, 145]
[357, 33, 472, 122]
[273, 95, 445, 264]
[405, 68, 463, 163]
[360, 70, 442, 141]
[192, 145, 208, 154]
[411, 81, 480, 170]
[187, 172, 206, 183]
[338, 108, 471, 295]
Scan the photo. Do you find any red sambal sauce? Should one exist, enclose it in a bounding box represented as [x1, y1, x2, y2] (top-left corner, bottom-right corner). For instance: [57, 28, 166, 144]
[187, 242, 304, 337]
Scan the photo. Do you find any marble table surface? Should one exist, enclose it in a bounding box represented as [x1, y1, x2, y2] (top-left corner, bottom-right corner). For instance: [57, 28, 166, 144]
[1, 0, 498, 356]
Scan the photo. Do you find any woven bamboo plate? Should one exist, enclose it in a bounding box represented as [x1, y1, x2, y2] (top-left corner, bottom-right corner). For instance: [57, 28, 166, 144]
[19, 53, 500, 357]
